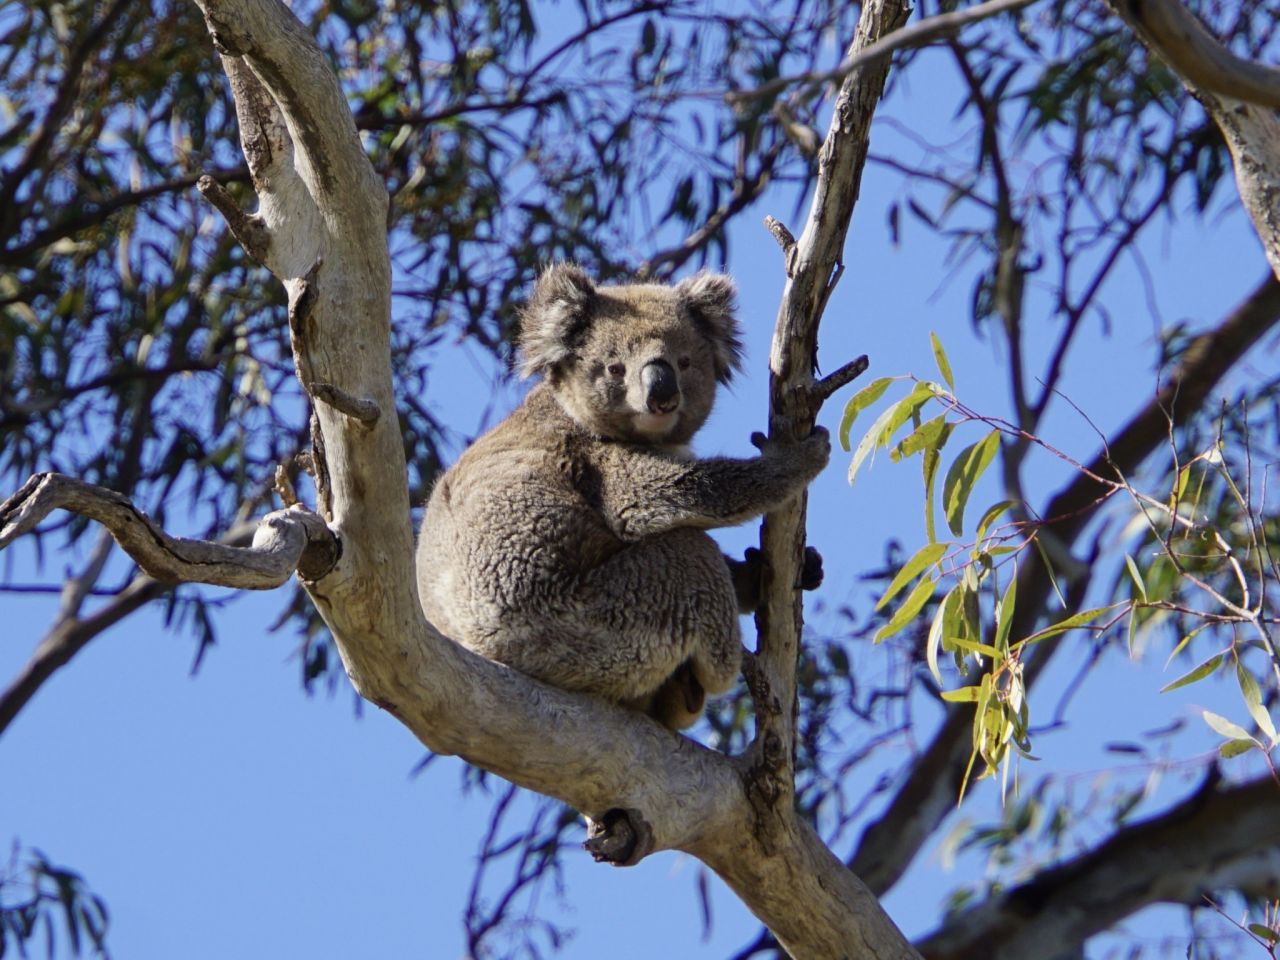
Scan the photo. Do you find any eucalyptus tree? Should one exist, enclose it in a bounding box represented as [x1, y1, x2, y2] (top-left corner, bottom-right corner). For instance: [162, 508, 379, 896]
[3, 0, 1280, 957]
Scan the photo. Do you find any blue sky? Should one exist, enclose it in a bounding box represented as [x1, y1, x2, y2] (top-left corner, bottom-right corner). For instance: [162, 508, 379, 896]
[3, 24, 1278, 960]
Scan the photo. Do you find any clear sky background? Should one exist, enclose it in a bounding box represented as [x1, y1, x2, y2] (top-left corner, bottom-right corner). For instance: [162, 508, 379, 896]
[2, 18, 1277, 960]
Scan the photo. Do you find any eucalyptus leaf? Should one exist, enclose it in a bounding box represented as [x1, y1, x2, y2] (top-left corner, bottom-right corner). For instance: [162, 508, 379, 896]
[942, 431, 1001, 536]
[930, 331, 955, 392]
[1160, 653, 1223, 693]
[838, 377, 894, 450]
[876, 541, 949, 611]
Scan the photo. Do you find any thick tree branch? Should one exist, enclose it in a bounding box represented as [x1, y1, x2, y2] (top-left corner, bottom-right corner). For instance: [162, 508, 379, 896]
[1111, 0, 1280, 108]
[916, 771, 1280, 960]
[163, 1, 933, 956]
[1105, 0, 1280, 279]
[0, 473, 338, 588]
[851, 272, 1280, 896]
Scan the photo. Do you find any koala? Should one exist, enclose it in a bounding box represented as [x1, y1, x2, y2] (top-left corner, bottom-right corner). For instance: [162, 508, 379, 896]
[415, 263, 830, 730]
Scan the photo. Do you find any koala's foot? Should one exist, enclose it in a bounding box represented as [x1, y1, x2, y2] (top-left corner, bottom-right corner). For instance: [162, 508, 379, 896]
[799, 545, 823, 591]
[646, 662, 705, 731]
[727, 545, 824, 613]
[585, 808, 653, 866]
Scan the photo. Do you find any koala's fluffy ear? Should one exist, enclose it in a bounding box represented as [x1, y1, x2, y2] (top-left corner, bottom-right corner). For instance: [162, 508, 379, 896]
[518, 263, 597, 378]
[675, 272, 744, 385]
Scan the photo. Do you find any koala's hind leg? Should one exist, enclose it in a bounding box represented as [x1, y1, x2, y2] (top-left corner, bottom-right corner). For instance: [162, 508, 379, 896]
[569, 528, 742, 720]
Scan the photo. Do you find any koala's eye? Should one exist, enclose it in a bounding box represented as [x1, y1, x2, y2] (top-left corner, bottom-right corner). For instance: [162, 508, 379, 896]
[677, 356, 692, 370]
[607, 362, 626, 377]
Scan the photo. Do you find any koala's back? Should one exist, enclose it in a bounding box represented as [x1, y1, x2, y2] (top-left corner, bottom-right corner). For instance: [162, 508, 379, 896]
[417, 385, 620, 669]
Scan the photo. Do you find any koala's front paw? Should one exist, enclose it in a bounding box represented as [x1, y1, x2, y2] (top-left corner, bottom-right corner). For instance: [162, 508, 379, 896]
[751, 426, 830, 487]
[803, 426, 831, 470]
[751, 426, 830, 464]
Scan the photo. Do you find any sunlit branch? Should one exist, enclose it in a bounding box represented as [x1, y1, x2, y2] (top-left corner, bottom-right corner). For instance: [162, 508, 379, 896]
[0, 473, 338, 588]
[1112, 0, 1280, 108]
[916, 771, 1280, 960]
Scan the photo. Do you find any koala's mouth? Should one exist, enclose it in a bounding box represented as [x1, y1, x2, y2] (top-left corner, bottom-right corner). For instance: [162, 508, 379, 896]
[632, 410, 679, 438]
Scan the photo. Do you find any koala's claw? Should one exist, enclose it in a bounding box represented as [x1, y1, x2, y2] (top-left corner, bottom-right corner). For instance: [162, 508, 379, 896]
[752, 425, 830, 453]
[807, 425, 831, 451]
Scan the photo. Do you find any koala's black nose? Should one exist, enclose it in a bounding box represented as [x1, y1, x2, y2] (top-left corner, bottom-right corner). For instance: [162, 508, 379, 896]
[642, 359, 680, 414]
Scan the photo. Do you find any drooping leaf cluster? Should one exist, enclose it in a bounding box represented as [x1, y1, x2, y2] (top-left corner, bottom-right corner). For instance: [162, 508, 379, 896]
[0, 845, 110, 960]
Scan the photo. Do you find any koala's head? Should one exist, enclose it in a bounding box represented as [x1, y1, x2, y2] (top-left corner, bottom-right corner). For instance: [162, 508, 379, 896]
[518, 263, 744, 445]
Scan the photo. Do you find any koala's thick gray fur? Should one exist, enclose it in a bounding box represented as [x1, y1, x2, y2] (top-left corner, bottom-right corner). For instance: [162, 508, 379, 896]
[416, 264, 830, 729]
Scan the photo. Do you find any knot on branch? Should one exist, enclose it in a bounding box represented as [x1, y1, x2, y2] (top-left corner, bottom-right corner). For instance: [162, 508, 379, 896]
[256, 506, 342, 582]
[584, 808, 653, 867]
[742, 731, 790, 854]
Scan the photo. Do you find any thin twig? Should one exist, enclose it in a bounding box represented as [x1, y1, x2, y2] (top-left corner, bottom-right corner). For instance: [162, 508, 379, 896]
[729, 0, 1041, 104]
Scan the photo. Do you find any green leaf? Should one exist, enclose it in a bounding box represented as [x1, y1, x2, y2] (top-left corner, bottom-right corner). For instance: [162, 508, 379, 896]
[879, 381, 938, 447]
[1163, 623, 1211, 669]
[1124, 554, 1147, 603]
[942, 431, 1001, 536]
[1161, 653, 1223, 693]
[1032, 533, 1067, 610]
[1014, 606, 1115, 649]
[876, 541, 949, 611]
[922, 421, 955, 544]
[926, 586, 960, 686]
[1247, 923, 1280, 945]
[875, 575, 937, 643]
[1203, 709, 1253, 743]
[1236, 662, 1277, 743]
[941, 685, 982, 703]
[975, 499, 1017, 544]
[891, 414, 951, 463]
[838, 377, 894, 450]
[930, 331, 955, 392]
[993, 573, 1017, 654]
[848, 401, 901, 484]
[948, 635, 1001, 659]
[1219, 738, 1257, 759]
[1171, 463, 1191, 505]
